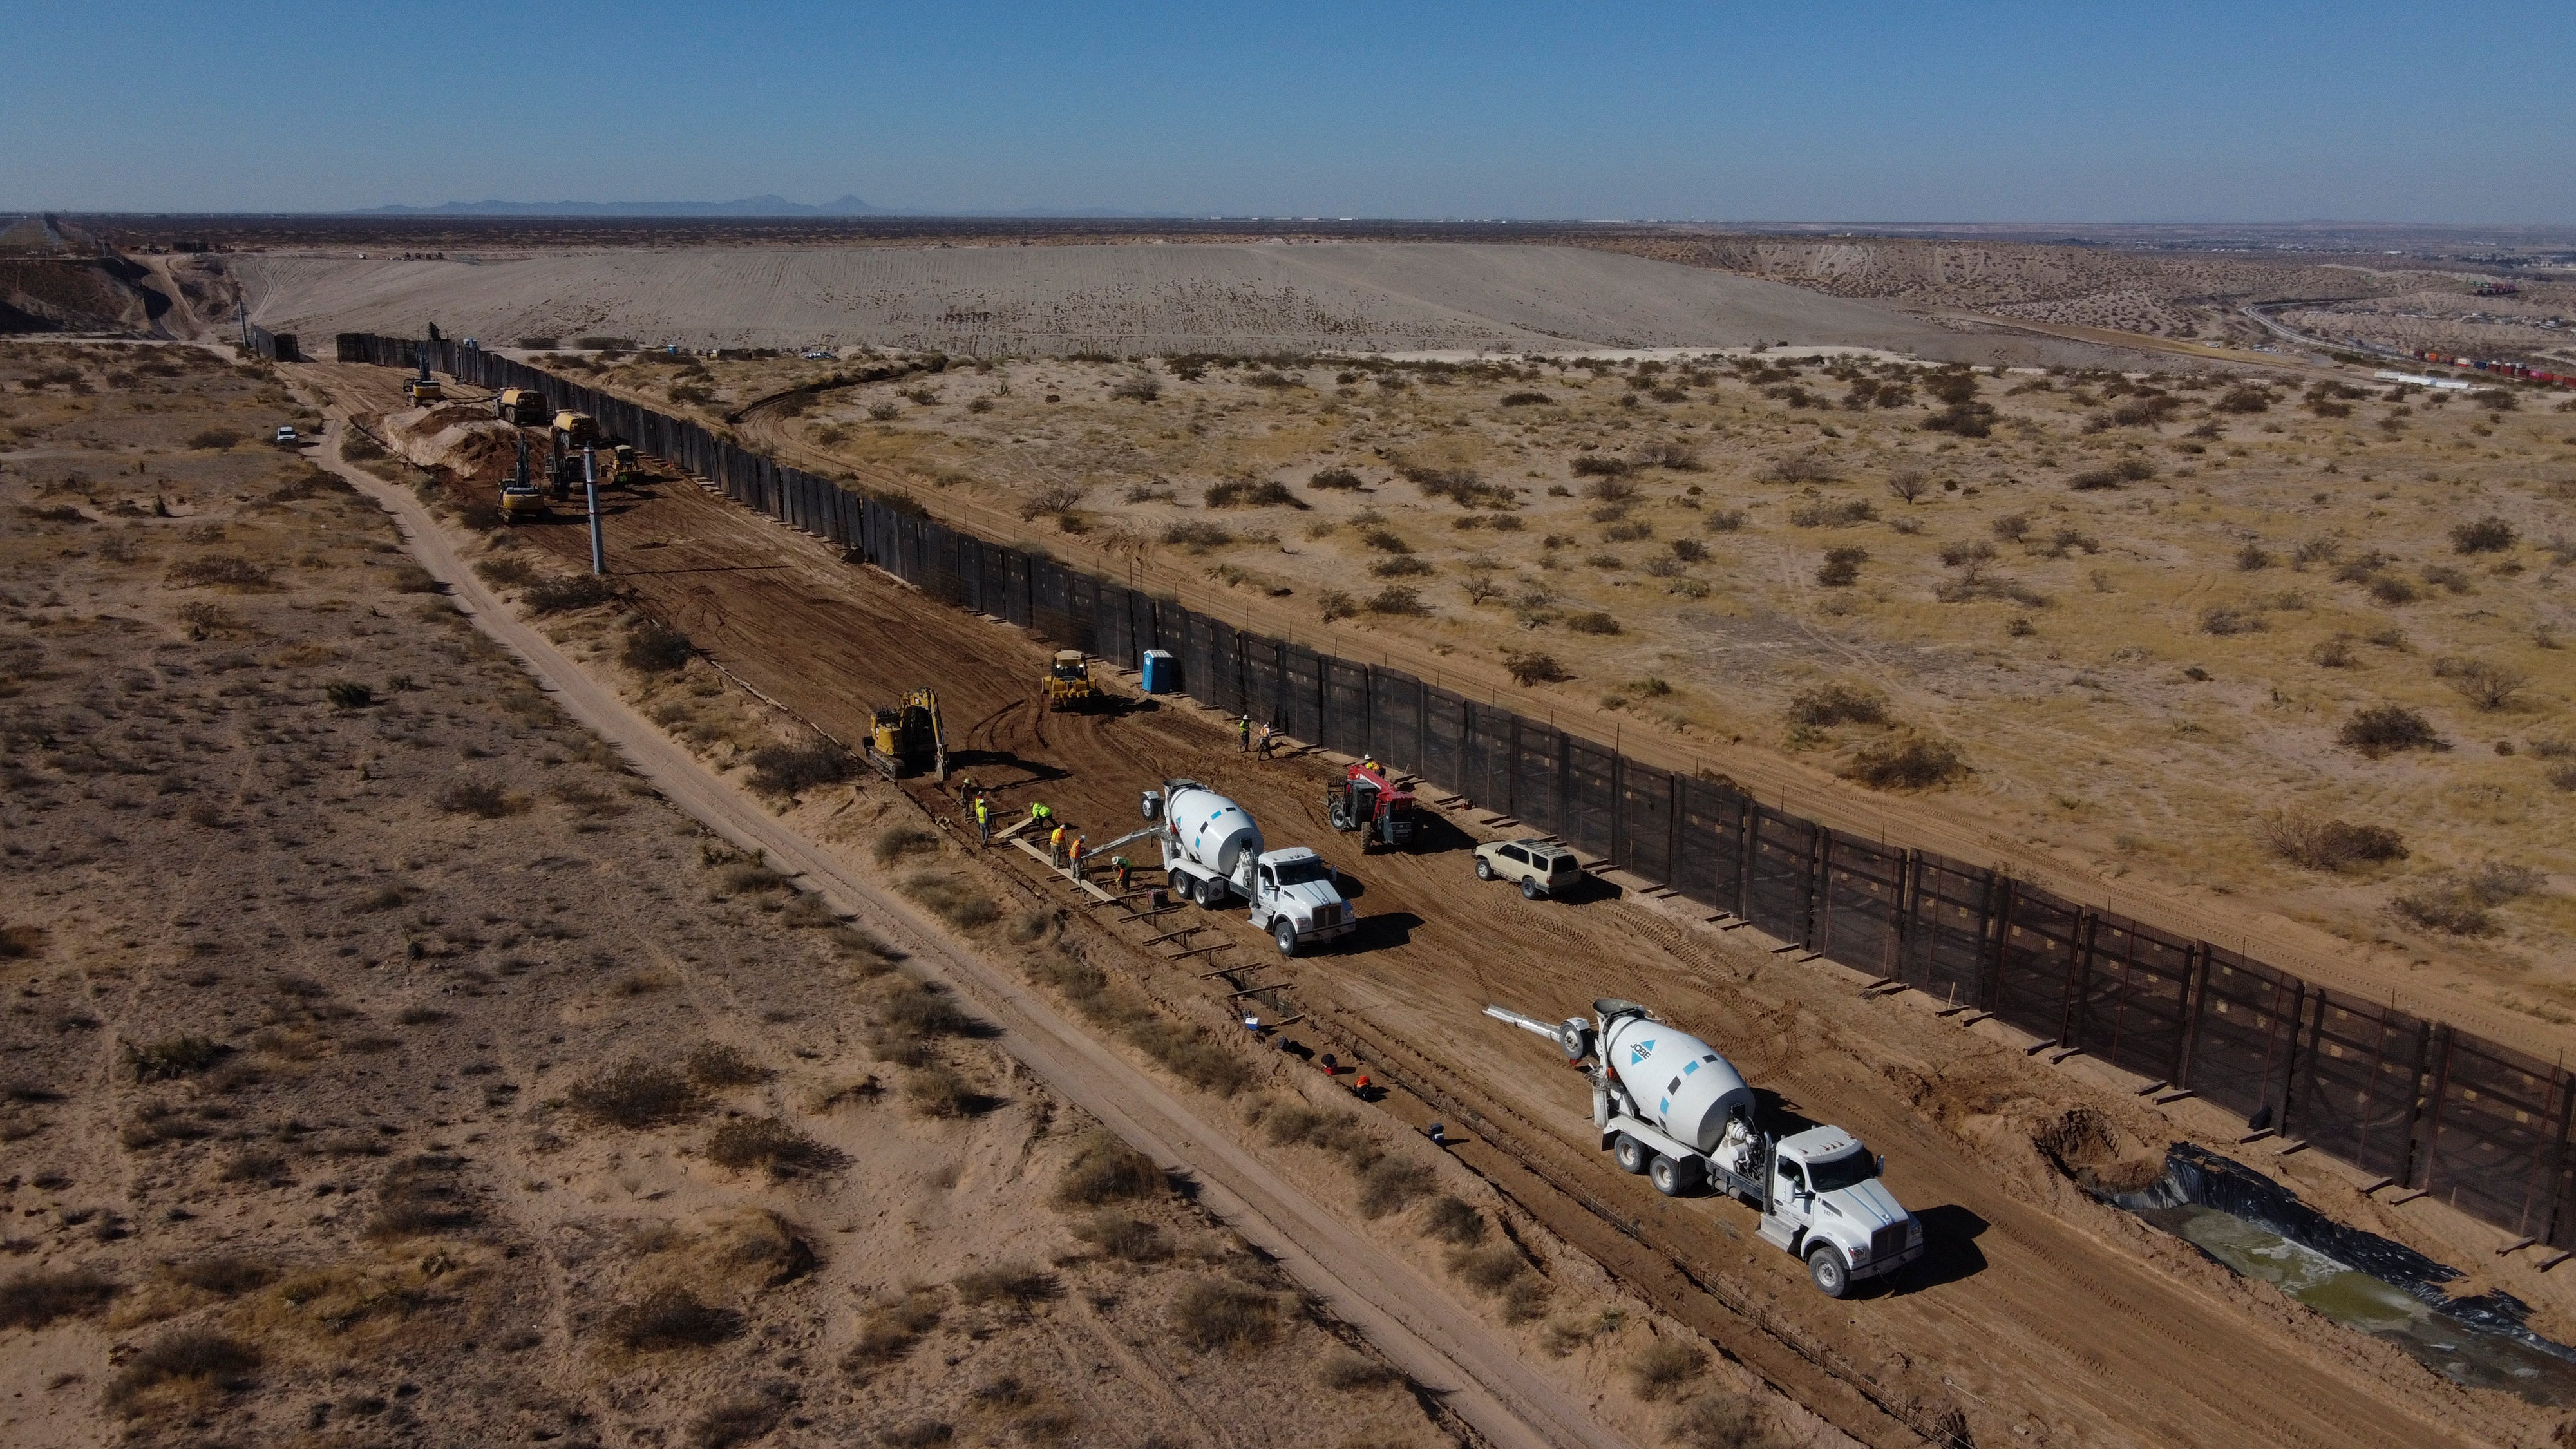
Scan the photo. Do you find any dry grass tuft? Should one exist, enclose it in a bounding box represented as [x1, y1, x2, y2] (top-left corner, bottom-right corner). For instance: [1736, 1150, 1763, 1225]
[873, 821, 940, 864]
[843, 1286, 944, 1375]
[690, 1387, 796, 1449]
[1842, 734, 1966, 790]
[898, 870, 1000, 929]
[1170, 1276, 1277, 1353]
[706, 1117, 845, 1178]
[2338, 704, 2445, 757]
[1320, 1347, 1404, 1390]
[1628, 1338, 1709, 1402]
[123, 1034, 225, 1081]
[1786, 683, 1886, 728]
[0, 1266, 120, 1328]
[1669, 1394, 1775, 1449]
[1070, 1211, 1167, 1262]
[1356, 1157, 1437, 1218]
[685, 1041, 770, 1087]
[604, 1286, 741, 1352]
[746, 738, 857, 795]
[900, 1065, 980, 1118]
[368, 1153, 477, 1240]
[433, 779, 522, 818]
[2259, 810, 2406, 871]
[1054, 1130, 1164, 1206]
[1419, 1195, 1487, 1246]
[954, 1263, 1058, 1309]
[164, 556, 275, 591]
[104, 1329, 258, 1416]
[567, 1059, 705, 1128]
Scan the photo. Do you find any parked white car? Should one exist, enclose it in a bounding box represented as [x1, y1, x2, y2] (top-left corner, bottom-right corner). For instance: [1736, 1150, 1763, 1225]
[1473, 838, 1584, 900]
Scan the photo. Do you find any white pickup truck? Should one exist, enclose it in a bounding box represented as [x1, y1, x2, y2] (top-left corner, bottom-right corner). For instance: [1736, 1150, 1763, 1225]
[1487, 997, 1924, 1297]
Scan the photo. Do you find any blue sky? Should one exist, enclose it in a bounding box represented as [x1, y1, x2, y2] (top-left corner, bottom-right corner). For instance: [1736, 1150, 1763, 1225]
[4, 1, 2568, 220]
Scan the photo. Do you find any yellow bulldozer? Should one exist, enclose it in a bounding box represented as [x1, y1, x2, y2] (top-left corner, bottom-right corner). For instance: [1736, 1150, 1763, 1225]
[866, 688, 946, 781]
[1043, 650, 1096, 712]
[602, 442, 642, 487]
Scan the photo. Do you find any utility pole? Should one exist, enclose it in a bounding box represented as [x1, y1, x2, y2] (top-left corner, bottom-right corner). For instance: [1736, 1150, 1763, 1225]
[584, 446, 605, 576]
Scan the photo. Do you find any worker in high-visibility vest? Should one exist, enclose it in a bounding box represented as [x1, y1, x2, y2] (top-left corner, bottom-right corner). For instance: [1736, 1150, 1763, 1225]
[1070, 835, 1088, 882]
[1112, 856, 1132, 892]
[972, 793, 990, 846]
[1049, 822, 1067, 868]
[1236, 714, 1251, 752]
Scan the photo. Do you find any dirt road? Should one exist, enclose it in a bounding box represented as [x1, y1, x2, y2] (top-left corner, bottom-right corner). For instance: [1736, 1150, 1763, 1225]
[431, 441, 2539, 1448]
[303, 404, 1636, 1449]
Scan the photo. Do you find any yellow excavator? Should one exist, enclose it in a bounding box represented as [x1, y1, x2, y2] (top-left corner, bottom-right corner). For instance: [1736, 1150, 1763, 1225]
[866, 688, 946, 780]
[498, 434, 547, 521]
[402, 355, 444, 405]
[1043, 650, 1096, 712]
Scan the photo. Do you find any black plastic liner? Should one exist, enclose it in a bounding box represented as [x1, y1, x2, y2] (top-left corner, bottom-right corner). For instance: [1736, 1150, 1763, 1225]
[2114, 1144, 2576, 1364]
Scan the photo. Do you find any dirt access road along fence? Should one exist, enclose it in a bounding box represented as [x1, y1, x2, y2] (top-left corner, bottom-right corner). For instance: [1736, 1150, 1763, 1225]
[342, 331, 2576, 1256]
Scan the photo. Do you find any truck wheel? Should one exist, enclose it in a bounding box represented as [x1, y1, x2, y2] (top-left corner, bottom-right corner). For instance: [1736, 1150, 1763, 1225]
[1519, 878, 1542, 901]
[1274, 919, 1298, 956]
[1649, 1154, 1700, 1197]
[1475, 858, 1493, 881]
[1806, 1244, 1851, 1299]
[1613, 1134, 1651, 1175]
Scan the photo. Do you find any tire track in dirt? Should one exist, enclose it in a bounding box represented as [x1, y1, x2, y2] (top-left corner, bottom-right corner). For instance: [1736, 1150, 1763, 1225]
[461, 464, 2512, 1449]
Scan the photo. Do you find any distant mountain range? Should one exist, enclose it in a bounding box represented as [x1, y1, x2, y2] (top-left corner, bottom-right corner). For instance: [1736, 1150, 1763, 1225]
[349, 195, 1160, 219]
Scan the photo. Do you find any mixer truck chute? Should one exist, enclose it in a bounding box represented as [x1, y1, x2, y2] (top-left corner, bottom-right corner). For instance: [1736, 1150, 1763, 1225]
[1129, 779, 1356, 956]
[1484, 998, 1922, 1298]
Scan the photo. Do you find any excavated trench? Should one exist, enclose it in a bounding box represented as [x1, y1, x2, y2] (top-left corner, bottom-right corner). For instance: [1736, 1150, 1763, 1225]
[2107, 1145, 2576, 1406]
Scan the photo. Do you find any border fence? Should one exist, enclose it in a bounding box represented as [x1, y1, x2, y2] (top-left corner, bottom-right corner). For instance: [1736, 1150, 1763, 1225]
[342, 332, 2576, 1254]
[243, 322, 298, 363]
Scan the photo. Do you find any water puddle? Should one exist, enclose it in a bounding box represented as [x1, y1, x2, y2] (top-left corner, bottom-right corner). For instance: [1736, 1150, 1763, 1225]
[2110, 1145, 2576, 1406]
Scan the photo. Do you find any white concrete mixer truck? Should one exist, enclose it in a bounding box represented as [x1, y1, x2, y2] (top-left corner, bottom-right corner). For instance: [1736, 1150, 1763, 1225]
[1131, 779, 1356, 956]
[1484, 997, 1923, 1298]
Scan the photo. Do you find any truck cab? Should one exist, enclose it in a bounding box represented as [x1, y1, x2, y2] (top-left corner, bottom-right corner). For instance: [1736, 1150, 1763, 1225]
[1243, 847, 1356, 956]
[1754, 1126, 1923, 1298]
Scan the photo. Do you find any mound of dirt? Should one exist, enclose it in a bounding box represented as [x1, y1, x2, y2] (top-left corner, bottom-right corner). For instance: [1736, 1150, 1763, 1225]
[383, 403, 522, 482]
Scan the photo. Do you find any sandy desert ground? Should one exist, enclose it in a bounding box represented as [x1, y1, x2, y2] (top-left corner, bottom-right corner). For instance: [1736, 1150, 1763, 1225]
[0, 341, 1607, 1449]
[292, 348, 2576, 1449]
[235, 243, 2155, 365]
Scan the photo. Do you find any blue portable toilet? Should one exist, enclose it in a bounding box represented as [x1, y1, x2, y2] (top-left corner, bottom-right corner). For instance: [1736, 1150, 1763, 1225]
[1141, 649, 1177, 694]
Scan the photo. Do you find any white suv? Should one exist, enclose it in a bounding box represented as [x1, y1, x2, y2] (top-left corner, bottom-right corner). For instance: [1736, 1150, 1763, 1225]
[273, 426, 301, 446]
[1472, 838, 1584, 900]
